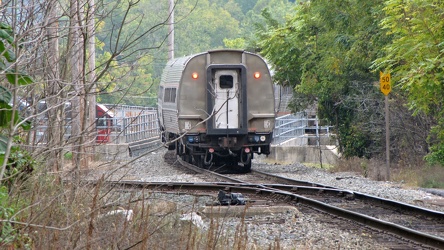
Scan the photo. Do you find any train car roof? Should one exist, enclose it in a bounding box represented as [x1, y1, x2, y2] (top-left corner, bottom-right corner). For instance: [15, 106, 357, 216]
[160, 49, 267, 85]
[166, 49, 254, 67]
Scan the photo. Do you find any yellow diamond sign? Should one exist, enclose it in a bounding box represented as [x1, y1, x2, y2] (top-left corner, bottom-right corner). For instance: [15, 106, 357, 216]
[380, 71, 391, 95]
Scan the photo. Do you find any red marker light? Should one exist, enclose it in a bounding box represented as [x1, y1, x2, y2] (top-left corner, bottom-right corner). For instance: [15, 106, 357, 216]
[192, 72, 199, 79]
[253, 72, 261, 79]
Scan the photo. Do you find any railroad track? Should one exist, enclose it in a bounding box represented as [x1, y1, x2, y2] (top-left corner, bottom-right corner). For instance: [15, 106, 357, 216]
[168, 151, 444, 249]
[81, 150, 444, 249]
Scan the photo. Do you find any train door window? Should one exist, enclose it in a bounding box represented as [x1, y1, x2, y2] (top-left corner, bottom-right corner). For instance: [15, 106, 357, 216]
[219, 75, 233, 89]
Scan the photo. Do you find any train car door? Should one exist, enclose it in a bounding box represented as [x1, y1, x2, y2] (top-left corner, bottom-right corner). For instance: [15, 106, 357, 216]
[213, 70, 239, 129]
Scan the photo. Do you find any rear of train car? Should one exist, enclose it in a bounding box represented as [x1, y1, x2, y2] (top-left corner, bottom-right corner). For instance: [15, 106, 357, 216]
[157, 49, 275, 173]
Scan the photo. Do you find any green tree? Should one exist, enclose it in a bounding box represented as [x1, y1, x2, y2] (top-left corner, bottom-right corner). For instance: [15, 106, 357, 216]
[95, 0, 242, 105]
[374, 0, 444, 165]
[96, 52, 157, 106]
[257, 0, 389, 158]
[239, 0, 296, 50]
[174, 0, 240, 56]
[91, 0, 169, 106]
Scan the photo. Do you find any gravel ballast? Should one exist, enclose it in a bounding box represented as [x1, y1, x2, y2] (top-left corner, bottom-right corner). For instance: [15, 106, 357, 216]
[87, 148, 444, 249]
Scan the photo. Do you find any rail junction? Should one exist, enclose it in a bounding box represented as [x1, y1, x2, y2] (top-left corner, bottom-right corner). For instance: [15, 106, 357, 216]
[45, 103, 443, 248]
[81, 151, 444, 250]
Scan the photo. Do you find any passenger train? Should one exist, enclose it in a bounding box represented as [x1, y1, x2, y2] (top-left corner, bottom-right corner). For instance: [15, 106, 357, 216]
[157, 49, 275, 173]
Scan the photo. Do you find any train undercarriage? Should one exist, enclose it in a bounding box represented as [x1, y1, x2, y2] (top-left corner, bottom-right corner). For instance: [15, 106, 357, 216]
[164, 132, 271, 173]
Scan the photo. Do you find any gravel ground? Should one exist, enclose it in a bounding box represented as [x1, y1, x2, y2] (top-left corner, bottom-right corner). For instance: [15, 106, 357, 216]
[87, 148, 444, 249]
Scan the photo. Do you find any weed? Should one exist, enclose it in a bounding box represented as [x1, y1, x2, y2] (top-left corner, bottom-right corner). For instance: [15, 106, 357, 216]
[64, 151, 72, 160]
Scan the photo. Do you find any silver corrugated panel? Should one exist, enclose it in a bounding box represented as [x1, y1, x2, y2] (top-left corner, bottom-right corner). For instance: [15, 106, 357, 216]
[160, 56, 193, 84]
[163, 109, 179, 133]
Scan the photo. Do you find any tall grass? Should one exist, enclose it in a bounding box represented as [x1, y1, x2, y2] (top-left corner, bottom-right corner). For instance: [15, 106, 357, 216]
[333, 156, 444, 188]
[1, 171, 286, 249]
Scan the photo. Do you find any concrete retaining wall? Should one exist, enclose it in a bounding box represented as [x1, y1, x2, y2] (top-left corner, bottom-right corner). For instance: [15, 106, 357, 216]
[94, 141, 340, 166]
[95, 143, 129, 161]
[258, 145, 340, 166]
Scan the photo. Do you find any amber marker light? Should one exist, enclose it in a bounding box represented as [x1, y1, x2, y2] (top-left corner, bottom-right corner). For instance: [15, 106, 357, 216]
[192, 72, 199, 79]
[253, 72, 261, 79]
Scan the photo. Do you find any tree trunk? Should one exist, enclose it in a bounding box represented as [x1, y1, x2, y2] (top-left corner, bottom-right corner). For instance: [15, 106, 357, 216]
[68, 0, 84, 174]
[45, 0, 63, 174]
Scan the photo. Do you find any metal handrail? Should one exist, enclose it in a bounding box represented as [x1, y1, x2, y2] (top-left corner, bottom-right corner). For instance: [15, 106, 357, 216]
[272, 112, 333, 146]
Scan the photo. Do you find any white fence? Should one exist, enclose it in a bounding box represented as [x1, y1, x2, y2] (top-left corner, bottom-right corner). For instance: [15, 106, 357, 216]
[96, 104, 159, 144]
[34, 105, 333, 148]
[273, 112, 333, 146]
[34, 104, 160, 144]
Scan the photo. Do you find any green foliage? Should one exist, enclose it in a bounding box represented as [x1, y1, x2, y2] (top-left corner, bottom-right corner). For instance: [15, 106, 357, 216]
[340, 125, 372, 159]
[232, 0, 258, 15]
[0, 23, 33, 175]
[244, 1, 297, 50]
[96, 53, 158, 106]
[0, 185, 16, 245]
[94, 0, 300, 107]
[425, 122, 444, 165]
[0, 26, 32, 131]
[0, 24, 16, 63]
[0, 185, 32, 249]
[0, 24, 33, 86]
[2, 143, 35, 189]
[223, 37, 246, 49]
[64, 151, 73, 160]
[257, 0, 388, 158]
[174, 0, 240, 55]
[0, 93, 31, 132]
[417, 165, 444, 188]
[375, 0, 444, 165]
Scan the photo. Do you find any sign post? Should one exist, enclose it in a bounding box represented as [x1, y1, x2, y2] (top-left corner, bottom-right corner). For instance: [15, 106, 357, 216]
[380, 72, 391, 180]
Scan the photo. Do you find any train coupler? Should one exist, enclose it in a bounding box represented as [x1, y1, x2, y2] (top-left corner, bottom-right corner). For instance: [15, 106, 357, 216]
[218, 136, 237, 148]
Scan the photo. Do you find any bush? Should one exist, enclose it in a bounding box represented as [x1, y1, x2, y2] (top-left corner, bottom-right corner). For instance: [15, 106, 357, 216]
[2, 145, 35, 190]
[419, 166, 444, 189]
[0, 185, 32, 249]
[0, 185, 15, 246]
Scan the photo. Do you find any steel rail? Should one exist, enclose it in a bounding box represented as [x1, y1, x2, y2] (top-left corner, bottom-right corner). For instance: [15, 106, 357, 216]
[251, 169, 336, 188]
[176, 157, 247, 183]
[176, 155, 444, 247]
[95, 180, 444, 249]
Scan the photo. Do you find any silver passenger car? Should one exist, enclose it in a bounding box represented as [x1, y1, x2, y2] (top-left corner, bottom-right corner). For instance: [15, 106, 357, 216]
[158, 49, 275, 173]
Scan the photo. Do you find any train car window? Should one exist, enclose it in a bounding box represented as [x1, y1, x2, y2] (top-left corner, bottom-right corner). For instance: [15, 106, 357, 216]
[219, 75, 233, 89]
[164, 88, 177, 103]
[164, 88, 171, 102]
[171, 88, 176, 102]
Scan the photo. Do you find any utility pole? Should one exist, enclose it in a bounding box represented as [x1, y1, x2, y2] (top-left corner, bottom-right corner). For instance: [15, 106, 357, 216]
[168, 0, 174, 60]
[87, 0, 96, 160]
